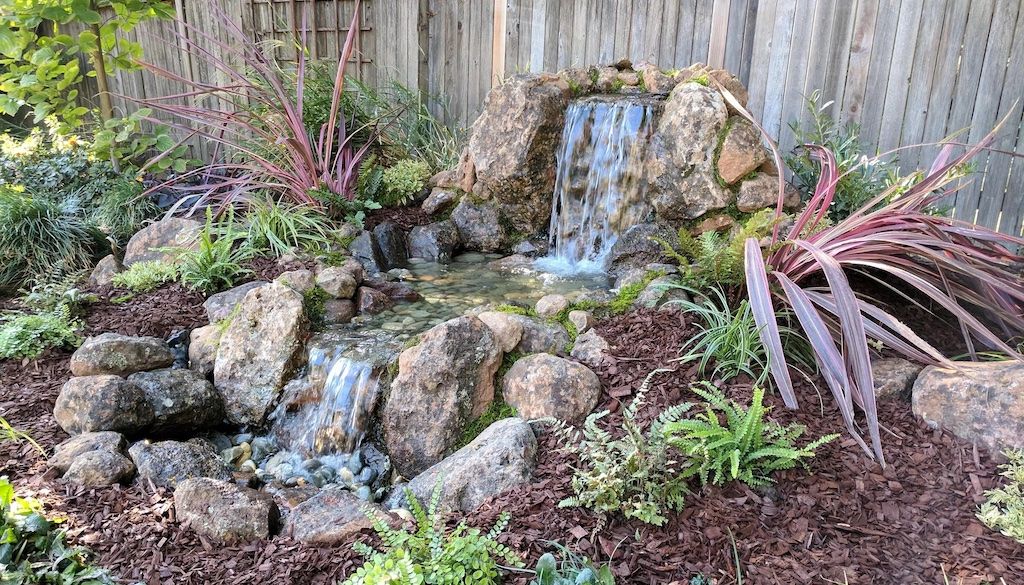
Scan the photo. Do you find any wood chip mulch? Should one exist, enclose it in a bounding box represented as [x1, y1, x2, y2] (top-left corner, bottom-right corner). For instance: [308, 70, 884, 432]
[1, 295, 1023, 584]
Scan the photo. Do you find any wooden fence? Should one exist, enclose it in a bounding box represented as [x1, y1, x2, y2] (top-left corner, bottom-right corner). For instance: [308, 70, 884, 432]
[72, 0, 1024, 235]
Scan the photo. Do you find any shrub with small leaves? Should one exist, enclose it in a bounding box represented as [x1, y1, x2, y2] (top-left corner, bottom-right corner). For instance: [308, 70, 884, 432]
[664, 383, 837, 488]
[553, 370, 692, 526]
[978, 449, 1024, 544]
[380, 159, 430, 207]
[344, 479, 523, 585]
[111, 261, 178, 293]
[0, 305, 82, 360]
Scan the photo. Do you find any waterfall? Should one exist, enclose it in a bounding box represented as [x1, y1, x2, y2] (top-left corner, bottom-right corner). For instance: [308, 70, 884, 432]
[536, 95, 659, 275]
[271, 343, 382, 456]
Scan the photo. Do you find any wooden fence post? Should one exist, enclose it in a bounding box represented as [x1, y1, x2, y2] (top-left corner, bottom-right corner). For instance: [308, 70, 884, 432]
[492, 0, 507, 86]
[708, 0, 731, 69]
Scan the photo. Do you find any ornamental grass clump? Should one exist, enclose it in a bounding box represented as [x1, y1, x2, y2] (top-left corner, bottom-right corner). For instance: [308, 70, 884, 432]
[237, 197, 333, 257]
[715, 82, 1024, 466]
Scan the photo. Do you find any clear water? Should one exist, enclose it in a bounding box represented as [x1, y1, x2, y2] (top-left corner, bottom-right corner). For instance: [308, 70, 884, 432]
[537, 95, 660, 276]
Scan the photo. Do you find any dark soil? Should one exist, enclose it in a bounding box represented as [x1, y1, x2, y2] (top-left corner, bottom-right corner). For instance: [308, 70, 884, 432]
[2, 292, 1023, 584]
[363, 205, 434, 231]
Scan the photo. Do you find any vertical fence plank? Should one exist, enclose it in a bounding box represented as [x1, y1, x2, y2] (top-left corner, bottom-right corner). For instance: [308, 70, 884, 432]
[674, 0, 698, 67]
[876, 0, 922, 155]
[746, 0, 778, 118]
[896, 0, 945, 172]
[858, 0, 902, 148]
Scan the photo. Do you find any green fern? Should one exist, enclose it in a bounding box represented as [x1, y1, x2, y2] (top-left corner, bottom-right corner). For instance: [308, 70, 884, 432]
[665, 383, 837, 487]
[553, 369, 692, 526]
[978, 449, 1024, 544]
[174, 209, 254, 295]
[344, 479, 523, 585]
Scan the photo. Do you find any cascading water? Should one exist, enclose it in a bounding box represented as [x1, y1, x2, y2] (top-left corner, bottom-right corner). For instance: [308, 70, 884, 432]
[536, 95, 660, 275]
[270, 333, 397, 457]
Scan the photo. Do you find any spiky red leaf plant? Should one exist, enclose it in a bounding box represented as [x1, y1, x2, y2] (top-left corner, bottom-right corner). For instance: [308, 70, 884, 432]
[135, 0, 371, 213]
[719, 85, 1024, 466]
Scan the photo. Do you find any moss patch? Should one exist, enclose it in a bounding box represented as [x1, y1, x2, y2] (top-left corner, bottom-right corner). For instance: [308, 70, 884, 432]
[495, 303, 537, 317]
[302, 287, 329, 330]
[609, 270, 665, 315]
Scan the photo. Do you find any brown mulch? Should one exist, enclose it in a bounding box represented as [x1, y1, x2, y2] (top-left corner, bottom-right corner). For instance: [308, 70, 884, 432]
[1, 293, 1023, 583]
[363, 205, 433, 231]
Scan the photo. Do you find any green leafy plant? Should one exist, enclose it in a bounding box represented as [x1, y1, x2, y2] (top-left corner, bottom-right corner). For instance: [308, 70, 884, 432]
[380, 159, 430, 207]
[344, 480, 523, 585]
[174, 210, 253, 294]
[667, 286, 814, 385]
[978, 449, 1024, 544]
[237, 197, 334, 257]
[553, 370, 691, 526]
[20, 273, 94, 314]
[654, 210, 778, 287]
[111, 261, 177, 293]
[0, 477, 116, 584]
[308, 186, 381, 228]
[0, 188, 102, 291]
[88, 175, 160, 244]
[0, 305, 83, 359]
[786, 90, 895, 222]
[89, 108, 192, 172]
[665, 383, 836, 488]
[530, 545, 614, 585]
[608, 270, 664, 315]
[0, 0, 174, 129]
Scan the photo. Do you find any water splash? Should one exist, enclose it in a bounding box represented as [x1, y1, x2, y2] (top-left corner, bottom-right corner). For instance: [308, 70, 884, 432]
[271, 336, 391, 456]
[536, 95, 659, 276]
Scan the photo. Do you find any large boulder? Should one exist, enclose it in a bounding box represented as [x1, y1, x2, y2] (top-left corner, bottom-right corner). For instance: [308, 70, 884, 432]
[383, 316, 503, 477]
[188, 324, 221, 377]
[88, 255, 123, 287]
[716, 117, 768, 184]
[284, 489, 374, 544]
[214, 282, 307, 427]
[408, 221, 459, 262]
[502, 354, 601, 422]
[450, 199, 511, 253]
[127, 368, 224, 434]
[372, 222, 409, 270]
[736, 172, 780, 213]
[62, 450, 136, 487]
[912, 362, 1024, 453]
[385, 418, 537, 513]
[174, 477, 279, 542]
[571, 329, 611, 369]
[645, 83, 731, 222]
[123, 218, 201, 266]
[607, 223, 675, 276]
[69, 333, 174, 377]
[476, 311, 525, 353]
[129, 439, 231, 488]
[316, 267, 358, 299]
[49, 431, 128, 474]
[463, 73, 572, 235]
[54, 376, 154, 435]
[203, 281, 267, 322]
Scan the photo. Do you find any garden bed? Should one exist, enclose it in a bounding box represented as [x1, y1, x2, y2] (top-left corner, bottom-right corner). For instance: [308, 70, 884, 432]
[2, 289, 1021, 584]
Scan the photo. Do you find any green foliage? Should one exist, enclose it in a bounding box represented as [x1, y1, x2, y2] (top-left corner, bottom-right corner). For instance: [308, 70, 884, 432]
[530, 546, 614, 585]
[309, 186, 381, 228]
[608, 271, 664, 315]
[238, 198, 333, 257]
[0, 188, 101, 292]
[20, 273, 94, 314]
[0, 128, 116, 199]
[0, 477, 117, 584]
[786, 90, 896, 222]
[0, 0, 173, 129]
[690, 74, 710, 87]
[553, 370, 692, 526]
[0, 304, 82, 359]
[380, 159, 430, 207]
[302, 286, 329, 330]
[344, 480, 523, 585]
[978, 449, 1024, 544]
[111, 261, 177, 293]
[355, 154, 385, 202]
[456, 401, 517, 451]
[665, 384, 837, 488]
[494, 303, 537, 317]
[174, 210, 253, 295]
[88, 175, 159, 244]
[90, 108, 192, 171]
[655, 210, 777, 287]
[668, 286, 814, 385]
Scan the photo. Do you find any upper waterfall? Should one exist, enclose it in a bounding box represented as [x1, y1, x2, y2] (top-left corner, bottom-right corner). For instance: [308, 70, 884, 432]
[536, 94, 660, 275]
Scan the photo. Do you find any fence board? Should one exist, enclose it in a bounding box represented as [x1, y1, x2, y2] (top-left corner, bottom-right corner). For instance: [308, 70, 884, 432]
[59, 0, 1024, 235]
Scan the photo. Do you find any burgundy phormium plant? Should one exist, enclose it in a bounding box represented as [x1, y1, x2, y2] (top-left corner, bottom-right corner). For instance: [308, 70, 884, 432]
[136, 1, 369, 212]
[718, 84, 1024, 466]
